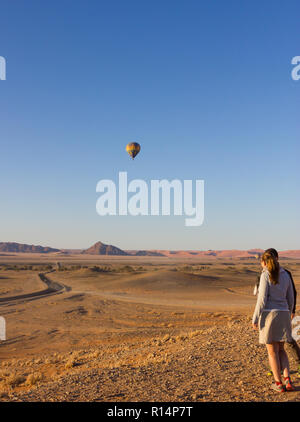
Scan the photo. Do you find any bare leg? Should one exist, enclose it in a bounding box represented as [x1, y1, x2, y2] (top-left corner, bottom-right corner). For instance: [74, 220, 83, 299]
[266, 343, 282, 383]
[278, 342, 290, 379]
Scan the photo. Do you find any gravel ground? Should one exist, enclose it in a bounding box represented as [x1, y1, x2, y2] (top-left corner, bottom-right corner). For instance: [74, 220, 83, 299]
[2, 314, 300, 402]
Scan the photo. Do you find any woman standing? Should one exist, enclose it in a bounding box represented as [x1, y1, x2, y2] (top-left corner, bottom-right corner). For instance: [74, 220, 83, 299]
[252, 250, 295, 392]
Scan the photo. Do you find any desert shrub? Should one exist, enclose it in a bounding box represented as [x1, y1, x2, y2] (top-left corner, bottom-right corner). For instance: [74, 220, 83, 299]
[25, 372, 43, 386]
[181, 265, 193, 272]
[33, 265, 53, 272]
[90, 266, 111, 273]
[5, 373, 26, 387]
[4, 266, 12, 271]
[65, 265, 83, 271]
[65, 358, 79, 369]
[116, 265, 135, 273]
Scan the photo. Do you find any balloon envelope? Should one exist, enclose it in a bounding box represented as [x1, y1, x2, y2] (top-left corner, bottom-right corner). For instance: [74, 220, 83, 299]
[126, 142, 141, 159]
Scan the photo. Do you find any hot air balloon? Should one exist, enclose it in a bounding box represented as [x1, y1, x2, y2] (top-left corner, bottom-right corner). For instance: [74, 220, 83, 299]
[126, 142, 140, 160]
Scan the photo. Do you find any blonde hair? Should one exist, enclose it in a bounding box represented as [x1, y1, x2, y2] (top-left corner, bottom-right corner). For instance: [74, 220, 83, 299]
[261, 251, 280, 285]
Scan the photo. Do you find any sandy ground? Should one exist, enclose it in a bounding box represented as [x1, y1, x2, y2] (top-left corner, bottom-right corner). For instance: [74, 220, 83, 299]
[0, 256, 300, 402]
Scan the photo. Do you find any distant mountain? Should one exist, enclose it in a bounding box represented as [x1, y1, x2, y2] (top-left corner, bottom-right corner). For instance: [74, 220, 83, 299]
[152, 249, 300, 259]
[79, 245, 300, 259]
[278, 250, 300, 259]
[81, 241, 129, 256]
[0, 242, 60, 254]
[1, 240, 299, 259]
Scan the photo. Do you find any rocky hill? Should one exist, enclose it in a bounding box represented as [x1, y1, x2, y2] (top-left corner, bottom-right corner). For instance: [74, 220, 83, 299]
[0, 242, 60, 254]
[81, 241, 129, 256]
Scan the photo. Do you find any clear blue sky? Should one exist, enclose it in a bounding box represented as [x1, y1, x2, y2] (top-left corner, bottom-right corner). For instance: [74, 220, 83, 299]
[0, 0, 299, 250]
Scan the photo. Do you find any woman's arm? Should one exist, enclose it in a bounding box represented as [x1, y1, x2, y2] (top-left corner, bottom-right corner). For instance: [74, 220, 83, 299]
[285, 269, 297, 314]
[286, 273, 295, 314]
[252, 271, 269, 325]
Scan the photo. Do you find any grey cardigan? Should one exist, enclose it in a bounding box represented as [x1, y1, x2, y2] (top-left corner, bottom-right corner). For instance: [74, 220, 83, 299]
[252, 267, 294, 324]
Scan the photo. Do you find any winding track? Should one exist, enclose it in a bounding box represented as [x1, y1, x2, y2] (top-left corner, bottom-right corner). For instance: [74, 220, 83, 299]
[0, 271, 71, 306]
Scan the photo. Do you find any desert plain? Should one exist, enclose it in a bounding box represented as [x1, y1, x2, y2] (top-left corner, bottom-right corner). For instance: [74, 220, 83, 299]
[0, 252, 300, 402]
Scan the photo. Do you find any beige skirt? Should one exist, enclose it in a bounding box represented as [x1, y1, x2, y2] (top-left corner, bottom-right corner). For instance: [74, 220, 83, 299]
[258, 310, 292, 344]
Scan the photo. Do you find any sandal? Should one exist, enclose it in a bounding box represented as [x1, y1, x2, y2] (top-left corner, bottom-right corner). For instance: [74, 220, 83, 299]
[271, 382, 286, 393]
[284, 377, 295, 392]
